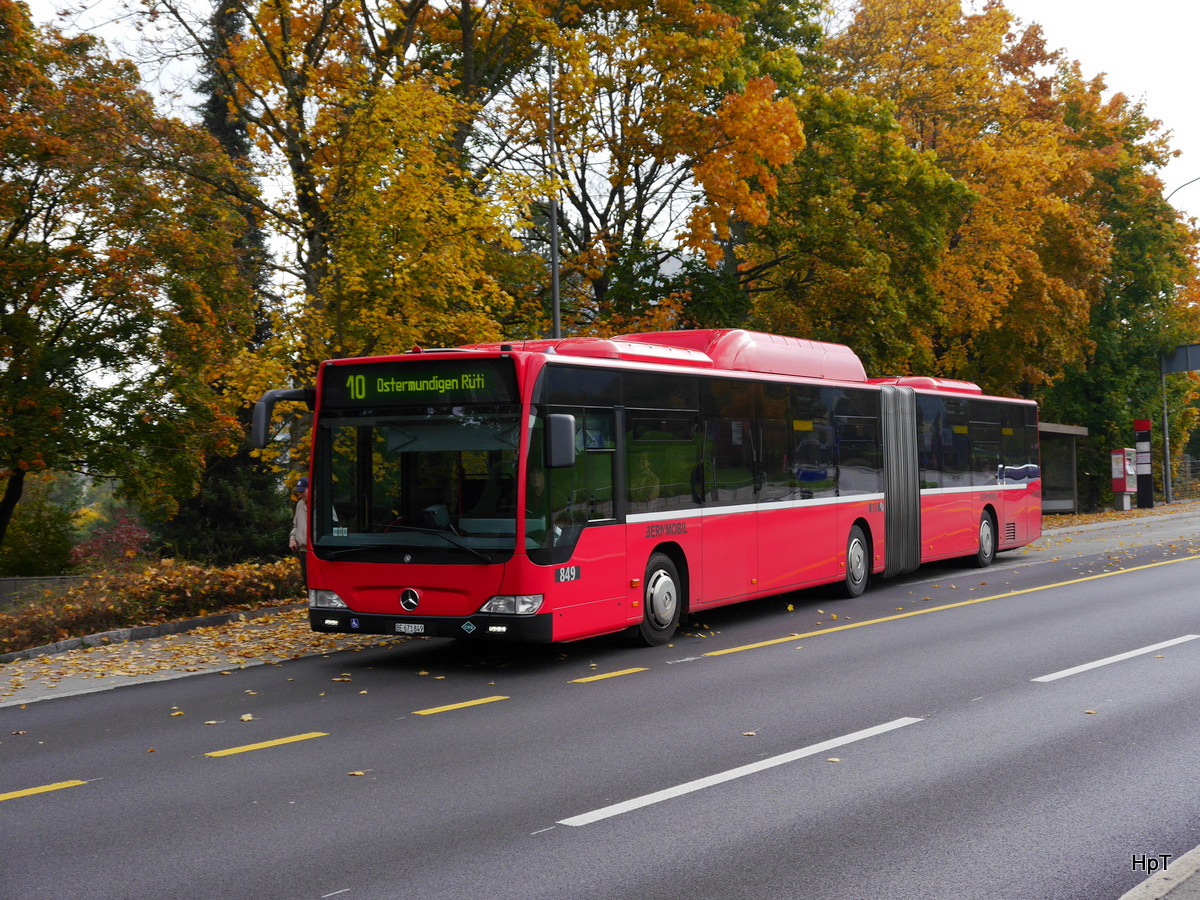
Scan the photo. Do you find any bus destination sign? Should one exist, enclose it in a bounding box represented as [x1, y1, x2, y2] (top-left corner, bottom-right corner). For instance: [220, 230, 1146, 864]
[321, 358, 517, 408]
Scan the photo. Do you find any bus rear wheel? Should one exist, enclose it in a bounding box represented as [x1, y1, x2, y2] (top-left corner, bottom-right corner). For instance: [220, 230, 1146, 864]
[972, 511, 997, 568]
[840, 525, 869, 598]
[637, 553, 681, 646]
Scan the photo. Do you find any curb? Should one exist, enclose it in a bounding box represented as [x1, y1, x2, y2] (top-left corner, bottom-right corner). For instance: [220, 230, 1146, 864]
[1119, 844, 1200, 900]
[0, 603, 305, 666]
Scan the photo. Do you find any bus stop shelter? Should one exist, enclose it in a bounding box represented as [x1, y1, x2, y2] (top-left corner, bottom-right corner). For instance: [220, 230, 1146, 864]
[1040, 421, 1088, 513]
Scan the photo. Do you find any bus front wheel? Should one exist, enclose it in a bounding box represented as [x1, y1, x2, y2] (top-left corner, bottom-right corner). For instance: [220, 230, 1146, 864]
[841, 525, 869, 598]
[637, 553, 681, 646]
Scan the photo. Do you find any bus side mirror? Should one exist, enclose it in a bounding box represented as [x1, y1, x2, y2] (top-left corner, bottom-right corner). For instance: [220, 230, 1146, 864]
[251, 388, 314, 449]
[545, 414, 577, 469]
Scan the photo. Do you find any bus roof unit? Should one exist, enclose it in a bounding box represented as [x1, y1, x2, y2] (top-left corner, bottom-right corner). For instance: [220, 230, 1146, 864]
[473, 329, 868, 383]
[867, 375, 984, 395]
[616, 330, 868, 382]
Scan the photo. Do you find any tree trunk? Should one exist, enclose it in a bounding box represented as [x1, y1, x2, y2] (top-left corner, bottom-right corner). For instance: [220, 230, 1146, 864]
[0, 468, 26, 551]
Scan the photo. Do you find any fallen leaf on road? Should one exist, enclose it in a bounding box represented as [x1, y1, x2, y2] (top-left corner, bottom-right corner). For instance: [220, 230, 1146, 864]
[240, 713, 254, 721]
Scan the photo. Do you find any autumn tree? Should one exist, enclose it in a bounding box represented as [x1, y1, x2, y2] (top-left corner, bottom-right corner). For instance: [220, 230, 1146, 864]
[1037, 68, 1200, 508]
[133, 0, 554, 389]
[823, 0, 1111, 393]
[157, 0, 292, 564]
[494, 0, 810, 335]
[745, 87, 970, 375]
[817, 0, 1199, 504]
[0, 0, 258, 554]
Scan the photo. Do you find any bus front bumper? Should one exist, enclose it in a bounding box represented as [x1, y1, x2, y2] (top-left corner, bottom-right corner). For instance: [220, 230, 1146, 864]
[309, 609, 555, 642]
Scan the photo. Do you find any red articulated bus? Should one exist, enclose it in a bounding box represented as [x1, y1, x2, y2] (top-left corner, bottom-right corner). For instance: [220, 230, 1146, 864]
[252, 329, 1041, 646]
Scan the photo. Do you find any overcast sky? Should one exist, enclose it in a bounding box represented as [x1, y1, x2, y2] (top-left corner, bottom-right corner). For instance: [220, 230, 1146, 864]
[23, 0, 1200, 220]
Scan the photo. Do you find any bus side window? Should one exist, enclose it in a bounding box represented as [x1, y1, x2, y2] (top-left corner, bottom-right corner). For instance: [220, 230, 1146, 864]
[703, 380, 757, 506]
[942, 398, 970, 488]
[916, 395, 943, 490]
[584, 411, 615, 520]
[626, 412, 701, 512]
[531, 409, 615, 535]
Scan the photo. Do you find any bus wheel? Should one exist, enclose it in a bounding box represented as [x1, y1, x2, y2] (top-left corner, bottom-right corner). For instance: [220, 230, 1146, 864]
[841, 525, 869, 598]
[637, 553, 681, 646]
[973, 511, 997, 568]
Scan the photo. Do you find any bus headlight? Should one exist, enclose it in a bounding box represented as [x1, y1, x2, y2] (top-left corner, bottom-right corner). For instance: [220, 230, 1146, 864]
[309, 589, 348, 609]
[480, 594, 544, 615]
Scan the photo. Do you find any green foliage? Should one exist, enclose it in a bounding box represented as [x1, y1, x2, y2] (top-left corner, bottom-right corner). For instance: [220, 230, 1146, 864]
[677, 258, 753, 329]
[0, 473, 78, 577]
[0, 559, 303, 655]
[154, 451, 292, 565]
[707, 0, 826, 94]
[747, 87, 970, 374]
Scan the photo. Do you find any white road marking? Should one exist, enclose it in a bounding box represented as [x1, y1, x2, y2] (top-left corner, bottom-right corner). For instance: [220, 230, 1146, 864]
[1032, 635, 1200, 683]
[557, 717, 923, 827]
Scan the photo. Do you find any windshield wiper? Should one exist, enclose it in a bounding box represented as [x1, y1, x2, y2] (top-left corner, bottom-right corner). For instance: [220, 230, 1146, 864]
[325, 545, 389, 559]
[327, 525, 492, 563]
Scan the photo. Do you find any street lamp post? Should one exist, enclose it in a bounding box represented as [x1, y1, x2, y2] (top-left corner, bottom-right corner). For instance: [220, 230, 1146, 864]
[1166, 176, 1200, 203]
[1159, 176, 1198, 504]
[547, 48, 561, 340]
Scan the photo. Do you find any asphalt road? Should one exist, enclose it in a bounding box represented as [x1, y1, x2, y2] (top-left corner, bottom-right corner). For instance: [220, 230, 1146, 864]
[3, 509, 1200, 900]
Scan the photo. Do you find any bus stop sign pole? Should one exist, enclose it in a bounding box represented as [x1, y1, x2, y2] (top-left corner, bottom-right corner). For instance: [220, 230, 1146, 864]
[1134, 419, 1154, 509]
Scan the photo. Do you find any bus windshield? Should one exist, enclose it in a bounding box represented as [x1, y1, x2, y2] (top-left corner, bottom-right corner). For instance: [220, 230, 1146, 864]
[313, 405, 522, 564]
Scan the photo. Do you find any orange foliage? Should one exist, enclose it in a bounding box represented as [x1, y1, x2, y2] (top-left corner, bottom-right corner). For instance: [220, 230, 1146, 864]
[0, 559, 303, 656]
[827, 0, 1113, 392]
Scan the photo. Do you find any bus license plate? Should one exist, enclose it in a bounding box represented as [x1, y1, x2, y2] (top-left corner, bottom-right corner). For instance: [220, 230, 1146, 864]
[395, 623, 425, 634]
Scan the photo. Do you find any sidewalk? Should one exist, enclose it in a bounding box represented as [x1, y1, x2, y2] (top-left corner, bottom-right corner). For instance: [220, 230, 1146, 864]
[0, 604, 407, 708]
